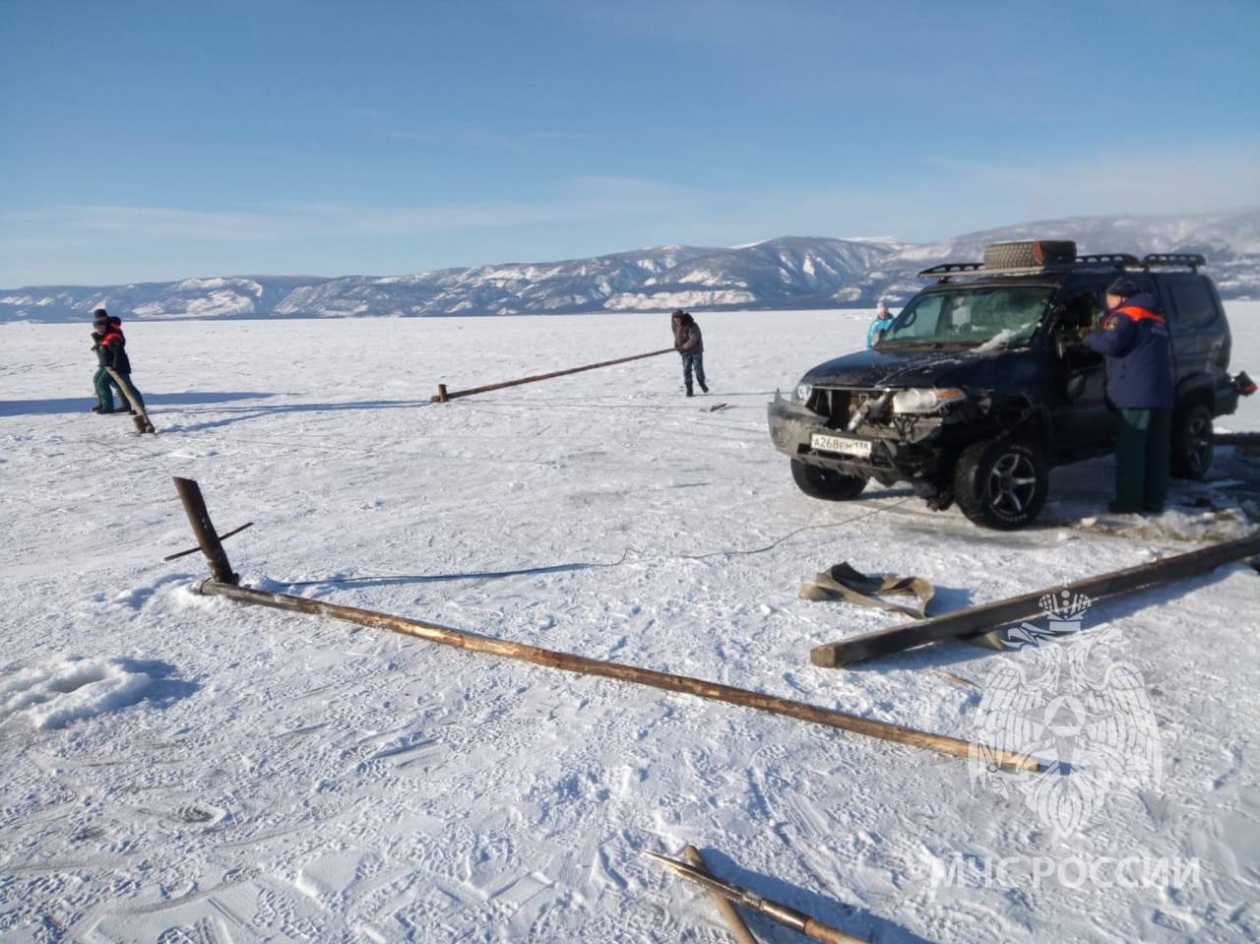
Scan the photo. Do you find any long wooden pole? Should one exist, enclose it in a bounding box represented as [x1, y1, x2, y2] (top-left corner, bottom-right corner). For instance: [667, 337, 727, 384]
[810, 532, 1260, 668]
[193, 578, 1038, 771]
[432, 348, 675, 402]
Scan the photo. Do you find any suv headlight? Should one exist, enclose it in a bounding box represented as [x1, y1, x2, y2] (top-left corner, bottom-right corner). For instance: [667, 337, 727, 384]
[793, 382, 813, 404]
[891, 388, 967, 414]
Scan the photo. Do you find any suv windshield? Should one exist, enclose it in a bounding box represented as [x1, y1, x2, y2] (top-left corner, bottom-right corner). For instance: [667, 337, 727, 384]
[882, 286, 1055, 348]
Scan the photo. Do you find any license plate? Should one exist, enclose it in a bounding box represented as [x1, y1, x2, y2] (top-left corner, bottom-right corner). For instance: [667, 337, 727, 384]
[811, 433, 872, 458]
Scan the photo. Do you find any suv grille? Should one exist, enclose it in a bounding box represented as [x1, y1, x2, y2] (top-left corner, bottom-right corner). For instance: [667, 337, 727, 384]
[806, 387, 882, 429]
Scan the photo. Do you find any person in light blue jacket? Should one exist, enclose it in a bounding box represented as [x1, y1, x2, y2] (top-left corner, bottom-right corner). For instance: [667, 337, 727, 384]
[867, 302, 895, 348]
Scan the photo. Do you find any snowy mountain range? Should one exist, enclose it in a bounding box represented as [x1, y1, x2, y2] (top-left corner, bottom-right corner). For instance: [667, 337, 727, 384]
[3, 210, 1257, 323]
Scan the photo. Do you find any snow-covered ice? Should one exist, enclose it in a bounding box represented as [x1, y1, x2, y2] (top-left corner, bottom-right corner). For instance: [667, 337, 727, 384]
[0, 306, 1257, 942]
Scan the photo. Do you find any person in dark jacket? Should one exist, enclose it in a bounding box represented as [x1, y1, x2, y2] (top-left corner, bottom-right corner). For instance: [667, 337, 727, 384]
[98, 313, 156, 433]
[1085, 277, 1175, 514]
[670, 309, 707, 397]
[90, 308, 123, 412]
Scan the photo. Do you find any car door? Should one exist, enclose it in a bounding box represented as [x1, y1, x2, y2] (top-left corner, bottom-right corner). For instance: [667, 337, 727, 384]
[1049, 280, 1114, 456]
[1156, 273, 1229, 394]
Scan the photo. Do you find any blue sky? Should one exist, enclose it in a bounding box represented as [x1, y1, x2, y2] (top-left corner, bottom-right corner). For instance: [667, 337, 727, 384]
[2, 0, 1257, 286]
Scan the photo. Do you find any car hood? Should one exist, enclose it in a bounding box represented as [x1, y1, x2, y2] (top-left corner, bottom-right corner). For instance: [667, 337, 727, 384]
[801, 344, 1033, 391]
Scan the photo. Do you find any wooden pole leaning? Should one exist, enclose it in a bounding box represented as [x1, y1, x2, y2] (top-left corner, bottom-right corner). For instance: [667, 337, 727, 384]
[810, 531, 1260, 668]
[432, 348, 675, 402]
[173, 477, 240, 585]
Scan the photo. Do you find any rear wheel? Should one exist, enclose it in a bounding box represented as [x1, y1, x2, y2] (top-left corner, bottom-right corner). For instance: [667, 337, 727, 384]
[790, 459, 868, 501]
[953, 438, 1049, 530]
[1171, 403, 1214, 480]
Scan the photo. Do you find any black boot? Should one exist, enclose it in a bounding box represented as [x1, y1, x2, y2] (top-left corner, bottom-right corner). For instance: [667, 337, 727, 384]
[685, 384, 694, 397]
[699, 382, 709, 394]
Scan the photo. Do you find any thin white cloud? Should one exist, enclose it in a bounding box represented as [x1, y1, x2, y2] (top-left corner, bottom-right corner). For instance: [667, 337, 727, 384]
[2, 177, 706, 248]
[3, 144, 1256, 284]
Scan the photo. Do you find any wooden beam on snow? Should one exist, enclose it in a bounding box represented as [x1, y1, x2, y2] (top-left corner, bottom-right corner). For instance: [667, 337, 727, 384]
[192, 578, 1039, 771]
[810, 532, 1260, 668]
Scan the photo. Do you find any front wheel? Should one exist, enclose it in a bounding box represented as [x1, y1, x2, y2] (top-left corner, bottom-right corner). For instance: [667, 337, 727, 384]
[953, 438, 1049, 530]
[1171, 403, 1213, 480]
[790, 459, 868, 501]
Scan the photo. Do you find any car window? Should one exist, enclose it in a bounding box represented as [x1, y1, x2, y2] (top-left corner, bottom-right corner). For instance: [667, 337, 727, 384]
[1166, 278, 1218, 333]
[884, 294, 945, 340]
[883, 286, 1055, 347]
[1058, 283, 1108, 330]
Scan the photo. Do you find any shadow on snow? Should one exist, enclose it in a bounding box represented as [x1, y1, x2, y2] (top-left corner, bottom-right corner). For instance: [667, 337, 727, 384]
[0, 391, 276, 417]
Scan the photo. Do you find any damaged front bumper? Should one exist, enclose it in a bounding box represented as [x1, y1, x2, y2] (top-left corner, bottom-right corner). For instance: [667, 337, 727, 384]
[766, 390, 952, 492]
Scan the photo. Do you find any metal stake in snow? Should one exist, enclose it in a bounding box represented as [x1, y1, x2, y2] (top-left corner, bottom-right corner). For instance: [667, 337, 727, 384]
[171, 479, 1041, 772]
[432, 347, 675, 401]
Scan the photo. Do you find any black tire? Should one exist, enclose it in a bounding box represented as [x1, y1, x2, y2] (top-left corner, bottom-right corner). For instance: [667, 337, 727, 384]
[953, 438, 1049, 530]
[790, 459, 868, 501]
[1171, 403, 1214, 480]
[983, 240, 1077, 269]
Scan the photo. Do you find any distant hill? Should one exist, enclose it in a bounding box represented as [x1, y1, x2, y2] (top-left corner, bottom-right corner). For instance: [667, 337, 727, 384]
[2, 210, 1256, 323]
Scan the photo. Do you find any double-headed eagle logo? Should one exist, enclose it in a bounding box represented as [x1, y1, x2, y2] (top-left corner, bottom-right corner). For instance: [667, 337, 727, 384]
[969, 592, 1162, 836]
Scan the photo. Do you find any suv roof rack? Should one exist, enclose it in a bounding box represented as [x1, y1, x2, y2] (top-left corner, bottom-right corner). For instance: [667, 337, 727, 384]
[917, 262, 985, 277]
[1076, 253, 1141, 267]
[918, 251, 1206, 281]
[1143, 253, 1206, 272]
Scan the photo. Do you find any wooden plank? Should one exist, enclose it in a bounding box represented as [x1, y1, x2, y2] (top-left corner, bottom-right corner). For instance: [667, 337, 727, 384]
[193, 579, 1039, 771]
[810, 532, 1260, 668]
[432, 348, 674, 402]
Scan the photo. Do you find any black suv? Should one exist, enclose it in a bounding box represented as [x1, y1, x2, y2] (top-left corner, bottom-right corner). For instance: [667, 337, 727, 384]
[767, 239, 1253, 529]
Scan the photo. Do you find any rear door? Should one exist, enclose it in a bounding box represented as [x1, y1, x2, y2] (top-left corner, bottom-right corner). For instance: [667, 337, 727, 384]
[1156, 273, 1230, 396]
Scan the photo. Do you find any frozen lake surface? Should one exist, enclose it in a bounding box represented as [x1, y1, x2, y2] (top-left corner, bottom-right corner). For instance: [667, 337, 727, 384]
[1, 306, 1258, 942]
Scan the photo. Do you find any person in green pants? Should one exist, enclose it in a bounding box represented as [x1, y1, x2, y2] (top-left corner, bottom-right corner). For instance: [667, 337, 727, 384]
[90, 309, 124, 412]
[98, 314, 156, 433]
[1085, 278, 1176, 514]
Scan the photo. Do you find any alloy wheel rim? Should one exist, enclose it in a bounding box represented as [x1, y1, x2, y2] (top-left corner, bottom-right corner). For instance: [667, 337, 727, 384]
[985, 452, 1038, 515]
[1189, 414, 1212, 473]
